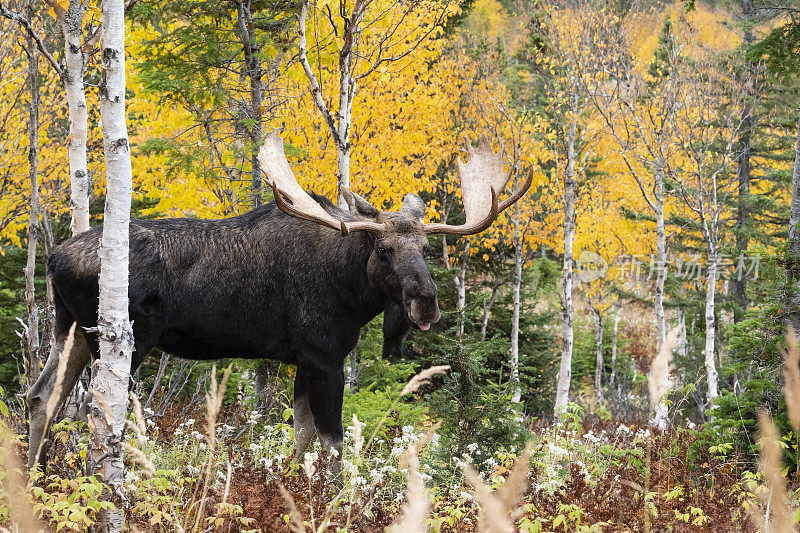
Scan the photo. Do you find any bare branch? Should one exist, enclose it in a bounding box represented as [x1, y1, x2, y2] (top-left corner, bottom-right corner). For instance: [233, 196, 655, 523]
[298, 0, 340, 149]
[0, 3, 65, 79]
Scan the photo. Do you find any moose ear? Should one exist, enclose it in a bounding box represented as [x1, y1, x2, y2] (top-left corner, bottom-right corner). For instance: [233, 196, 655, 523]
[383, 300, 410, 358]
[400, 193, 425, 221]
[341, 188, 380, 220]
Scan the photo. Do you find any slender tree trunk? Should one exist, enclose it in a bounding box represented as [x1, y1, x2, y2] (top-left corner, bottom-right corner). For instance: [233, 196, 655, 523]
[90, 0, 134, 528]
[61, 0, 92, 420]
[678, 307, 687, 359]
[62, 0, 91, 234]
[650, 168, 669, 429]
[442, 234, 451, 270]
[654, 168, 667, 352]
[554, 119, 577, 417]
[592, 306, 604, 405]
[456, 239, 470, 337]
[733, 0, 755, 323]
[786, 85, 800, 337]
[480, 276, 501, 342]
[610, 307, 620, 387]
[510, 202, 523, 403]
[237, 1, 263, 207]
[23, 13, 40, 389]
[704, 250, 719, 403]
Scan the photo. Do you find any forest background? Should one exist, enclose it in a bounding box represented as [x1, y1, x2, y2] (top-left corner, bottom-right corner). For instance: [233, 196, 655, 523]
[2, 0, 800, 529]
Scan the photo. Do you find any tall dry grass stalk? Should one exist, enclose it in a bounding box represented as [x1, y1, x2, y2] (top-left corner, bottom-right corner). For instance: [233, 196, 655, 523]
[32, 323, 77, 469]
[278, 482, 306, 533]
[754, 411, 794, 532]
[1, 439, 42, 532]
[365, 366, 451, 457]
[782, 327, 800, 432]
[386, 421, 442, 533]
[463, 441, 533, 533]
[401, 365, 451, 396]
[192, 364, 232, 532]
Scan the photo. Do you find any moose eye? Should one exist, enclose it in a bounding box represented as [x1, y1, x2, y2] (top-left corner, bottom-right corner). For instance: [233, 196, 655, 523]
[377, 244, 391, 259]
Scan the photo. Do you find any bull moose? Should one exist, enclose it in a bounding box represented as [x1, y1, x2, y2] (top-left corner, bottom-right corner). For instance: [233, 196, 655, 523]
[26, 131, 531, 469]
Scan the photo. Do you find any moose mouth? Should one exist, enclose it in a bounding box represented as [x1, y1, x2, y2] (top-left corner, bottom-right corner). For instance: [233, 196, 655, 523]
[406, 298, 438, 332]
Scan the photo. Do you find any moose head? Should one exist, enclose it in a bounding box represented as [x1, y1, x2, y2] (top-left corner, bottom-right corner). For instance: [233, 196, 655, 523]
[258, 130, 532, 332]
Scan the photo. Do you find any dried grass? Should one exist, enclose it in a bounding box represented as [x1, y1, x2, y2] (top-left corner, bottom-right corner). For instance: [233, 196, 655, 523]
[463, 441, 533, 533]
[278, 482, 306, 533]
[350, 414, 364, 459]
[32, 323, 76, 469]
[121, 441, 155, 478]
[1, 441, 41, 532]
[192, 364, 232, 532]
[386, 421, 442, 533]
[782, 327, 800, 432]
[401, 365, 451, 396]
[126, 393, 147, 441]
[754, 411, 794, 533]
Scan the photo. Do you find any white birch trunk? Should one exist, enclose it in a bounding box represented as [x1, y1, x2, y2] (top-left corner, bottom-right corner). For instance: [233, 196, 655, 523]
[554, 118, 577, 417]
[650, 169, 669, 429]
[24, 14, 40, 389]
[455, 240, 470, 337]
[480, 277, 500, 342]
[787, 84, 800, 336]
[654, 169, 667, 352]
[704, 251, 719, 403]
[510, 201, 523, 403]
[91, 0, 134, 528]
[592, 306, 604, 405]
[610, 307, 620, 387]
[62, 0, 90, 234]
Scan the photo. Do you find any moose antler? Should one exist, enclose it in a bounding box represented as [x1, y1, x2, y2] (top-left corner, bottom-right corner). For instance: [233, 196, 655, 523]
[258, 131, 384, 235]
[424, 135, 532, 235]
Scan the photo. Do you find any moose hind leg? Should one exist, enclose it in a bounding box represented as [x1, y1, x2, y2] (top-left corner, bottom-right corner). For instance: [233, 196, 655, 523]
[26, 325, 91, 469]
[293, 368, 316, 459]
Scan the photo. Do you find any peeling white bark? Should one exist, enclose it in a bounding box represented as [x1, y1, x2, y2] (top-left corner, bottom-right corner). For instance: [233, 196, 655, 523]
[91, 0, 134, 529]
[455, 240, 470, 337]
[592, 306, 604, 405]
[510, 200, 523, 404]
[787, 85, 800, 336]
[24, 11, 40, 388]
[554, 114, 577, 417]
[705, 252, 719, 402]
[62, 0, 91, 234]
[610, 307, 620, 387]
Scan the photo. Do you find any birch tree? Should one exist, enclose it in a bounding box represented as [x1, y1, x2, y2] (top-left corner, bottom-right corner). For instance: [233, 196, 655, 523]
[540, 3, 604, 416]
[22, 4, 40, 389]
[57, 0, 94, 234]
[671, 50, 750, 405]
[297, 0, 452, 206]
[0, 0, 94, 234]
[89, 0, 134, 527]
[586, 14, 681, 426]
[610, 306, 620, 387]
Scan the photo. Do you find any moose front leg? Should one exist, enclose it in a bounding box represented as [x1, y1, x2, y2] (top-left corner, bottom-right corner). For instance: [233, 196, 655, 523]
[304, 364, 345, 479]
[27, 325, 92, 469]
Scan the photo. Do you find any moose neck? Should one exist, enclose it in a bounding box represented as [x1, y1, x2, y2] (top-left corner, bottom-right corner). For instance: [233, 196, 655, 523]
[335, 230, 386, 326]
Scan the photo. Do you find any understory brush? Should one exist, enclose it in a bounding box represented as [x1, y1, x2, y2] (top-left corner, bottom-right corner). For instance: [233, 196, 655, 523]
[0, 372, 793, 532]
